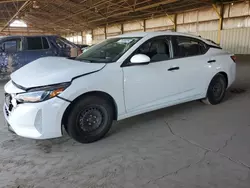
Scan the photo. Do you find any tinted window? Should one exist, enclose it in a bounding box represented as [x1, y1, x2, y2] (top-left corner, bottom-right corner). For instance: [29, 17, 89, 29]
[2, 39, 21, 53]
[173, 36, 207, 58]
[42, 37, 49, 49]
[135, 37, 171, 62]
[27, 37, 43, 50]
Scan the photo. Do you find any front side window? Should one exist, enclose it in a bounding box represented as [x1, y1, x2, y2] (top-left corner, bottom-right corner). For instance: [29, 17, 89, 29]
[2, 39, 21, 53]
[173, 36, 207, 58]
[76, 37, 141, 63]
[134, 37, 171, 62]
[27, 37, 43, 50]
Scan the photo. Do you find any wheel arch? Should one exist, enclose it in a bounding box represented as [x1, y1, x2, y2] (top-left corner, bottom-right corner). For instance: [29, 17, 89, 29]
[205, 71, 229, 96]
[217, 71, 228, 88]
[62, 91, 118, 131]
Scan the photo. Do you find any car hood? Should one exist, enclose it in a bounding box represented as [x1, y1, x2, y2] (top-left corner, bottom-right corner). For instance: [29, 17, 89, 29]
[11, 57, 105, 89]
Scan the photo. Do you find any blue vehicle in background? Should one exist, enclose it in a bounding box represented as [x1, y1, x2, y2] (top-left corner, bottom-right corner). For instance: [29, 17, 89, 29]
[0, 35, 81, 79]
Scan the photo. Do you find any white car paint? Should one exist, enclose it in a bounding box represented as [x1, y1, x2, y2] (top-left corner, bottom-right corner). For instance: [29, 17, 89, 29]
[3, 31, 236, 140]
[130, 54, 150, 63]
[11, 56, 105, 88]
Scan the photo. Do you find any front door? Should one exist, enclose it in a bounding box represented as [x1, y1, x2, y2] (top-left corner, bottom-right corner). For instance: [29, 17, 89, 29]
[170, 35, 211, 97]
[123, 36, 182, 113]
[0, 37, 24, 77]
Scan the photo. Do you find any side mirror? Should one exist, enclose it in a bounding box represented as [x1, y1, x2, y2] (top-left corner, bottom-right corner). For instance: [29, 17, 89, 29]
[130, 54, 150, 65]
[0, 46, 4, 52]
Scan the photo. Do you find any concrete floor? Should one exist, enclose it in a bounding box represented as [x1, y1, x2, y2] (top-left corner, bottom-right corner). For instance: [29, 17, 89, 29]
[0, 59, 250, 188]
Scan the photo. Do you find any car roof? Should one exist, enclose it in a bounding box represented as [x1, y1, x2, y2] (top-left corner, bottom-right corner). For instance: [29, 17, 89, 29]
[115, 31, 218, 46]
[0, 35, 59, 39]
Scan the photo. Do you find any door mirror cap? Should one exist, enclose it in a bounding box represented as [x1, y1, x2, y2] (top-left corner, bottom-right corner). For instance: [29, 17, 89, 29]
[130, 54, 150, 65]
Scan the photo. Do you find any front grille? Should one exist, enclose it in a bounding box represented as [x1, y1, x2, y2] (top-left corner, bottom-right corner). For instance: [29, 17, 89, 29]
[5, 106, 9, 117]
[5, 93, 13, 112]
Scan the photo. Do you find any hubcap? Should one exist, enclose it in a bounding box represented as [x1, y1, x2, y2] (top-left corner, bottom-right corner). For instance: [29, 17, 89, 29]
[78, 107, 103, 132]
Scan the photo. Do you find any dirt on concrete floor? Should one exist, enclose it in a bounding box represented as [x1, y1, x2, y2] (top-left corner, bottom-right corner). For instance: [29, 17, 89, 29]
[0, 60, 249, 188]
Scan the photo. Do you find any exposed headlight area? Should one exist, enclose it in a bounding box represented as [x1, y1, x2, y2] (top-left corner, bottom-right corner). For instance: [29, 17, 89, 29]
[14, 82, 70, 103]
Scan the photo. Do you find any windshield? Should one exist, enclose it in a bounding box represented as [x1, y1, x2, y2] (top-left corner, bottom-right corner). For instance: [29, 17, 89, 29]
[75, 37, 141, 63]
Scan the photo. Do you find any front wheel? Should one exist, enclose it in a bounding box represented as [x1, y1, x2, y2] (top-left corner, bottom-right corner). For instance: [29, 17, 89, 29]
[66, 96, 114, 143]
[202, 74, 227, 105]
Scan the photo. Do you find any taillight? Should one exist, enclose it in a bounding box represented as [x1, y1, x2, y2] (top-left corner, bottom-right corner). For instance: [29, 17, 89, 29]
[231, 55, 236, 63]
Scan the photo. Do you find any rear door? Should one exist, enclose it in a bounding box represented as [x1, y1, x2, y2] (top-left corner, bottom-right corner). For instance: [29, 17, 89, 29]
[23, 36, 54, 65]
[0, 37, 24, 76]
[169, 35, 211, 98]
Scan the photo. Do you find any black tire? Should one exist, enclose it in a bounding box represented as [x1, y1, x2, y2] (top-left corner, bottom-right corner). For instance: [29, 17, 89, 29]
[202, 74, 227, 105]
[66, 96, 114, 143]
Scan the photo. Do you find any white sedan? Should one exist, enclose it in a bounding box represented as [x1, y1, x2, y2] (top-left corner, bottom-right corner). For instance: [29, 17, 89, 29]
[3, 32, 236, 143]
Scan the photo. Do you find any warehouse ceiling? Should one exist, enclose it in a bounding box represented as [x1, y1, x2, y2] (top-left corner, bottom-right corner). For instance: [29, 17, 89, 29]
[0, 0, 244, 34]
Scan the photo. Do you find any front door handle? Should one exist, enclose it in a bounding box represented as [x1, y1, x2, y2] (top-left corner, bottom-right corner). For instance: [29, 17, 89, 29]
[207, 60, 216, 63]
[168, 67, 180, 71]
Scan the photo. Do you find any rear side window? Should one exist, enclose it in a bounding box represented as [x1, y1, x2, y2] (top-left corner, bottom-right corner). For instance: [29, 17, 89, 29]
[27, 37, 43, 50]
[172, 36, 207, 58]
[27, 37, 50, 50]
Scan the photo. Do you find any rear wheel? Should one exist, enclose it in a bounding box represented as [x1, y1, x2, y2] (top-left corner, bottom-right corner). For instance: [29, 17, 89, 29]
[66, 96, 114, 143]
[202, 74, 227, 105]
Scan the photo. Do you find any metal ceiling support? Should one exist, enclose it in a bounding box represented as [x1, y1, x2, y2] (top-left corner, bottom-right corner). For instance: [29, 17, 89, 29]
[4, 4, 12, 18]
[121, 23, 124, 34]
[24, 15, 78, 32]
[104, 25, 107, 39]
[1, 0, 31, 32]
[87, 0, 178, 24]
[165, 13, 176, 31]
[50, 0, 177, 26]
[173, 14, 177, 32]
[48, 0, 109, 25]
[1, 0, 242, 35]
[143, 19, 146, 32]
[91, 29, 94, 42]
[0, 0, 26, 4]
[212, 3, 223, 44]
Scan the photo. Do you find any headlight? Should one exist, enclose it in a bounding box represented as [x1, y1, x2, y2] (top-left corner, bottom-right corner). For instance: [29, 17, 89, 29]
[15, 82, 70, 103]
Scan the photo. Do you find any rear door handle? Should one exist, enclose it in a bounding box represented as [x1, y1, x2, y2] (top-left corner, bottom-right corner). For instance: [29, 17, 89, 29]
[207, 60, 216, 63]
[168, 67, 180, 71]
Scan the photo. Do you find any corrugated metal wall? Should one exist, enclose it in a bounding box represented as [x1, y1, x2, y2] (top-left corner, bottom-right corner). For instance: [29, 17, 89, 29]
[198, 30, 218, 42]
[221, 28, 250, 54]
[66, 1, 250, 54]
[190, 28, 250, 54]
